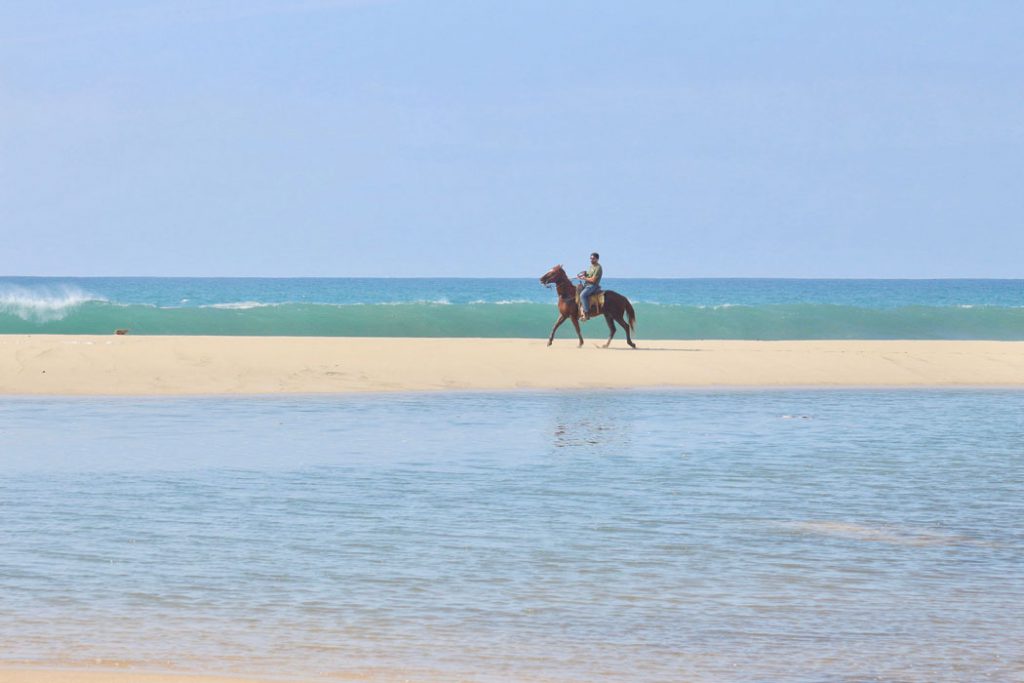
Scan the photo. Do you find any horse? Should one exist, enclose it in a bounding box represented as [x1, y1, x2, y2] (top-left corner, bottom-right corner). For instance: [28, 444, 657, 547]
[539, 265, 637, 348]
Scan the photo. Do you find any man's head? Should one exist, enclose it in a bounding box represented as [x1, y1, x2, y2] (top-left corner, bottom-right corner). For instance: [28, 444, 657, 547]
[590, 252, 600, 263]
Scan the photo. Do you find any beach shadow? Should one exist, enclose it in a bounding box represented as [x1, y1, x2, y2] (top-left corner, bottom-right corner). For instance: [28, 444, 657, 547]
[597, 346, 703, 352]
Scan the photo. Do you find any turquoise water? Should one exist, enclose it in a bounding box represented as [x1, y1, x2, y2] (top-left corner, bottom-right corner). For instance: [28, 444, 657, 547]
[2, 277, 1023, 338]
[1, 390, 1021, 682]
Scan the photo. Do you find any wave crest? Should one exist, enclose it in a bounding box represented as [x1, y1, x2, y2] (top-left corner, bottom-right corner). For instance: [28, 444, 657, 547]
[203, 301, 275, 310]
[0, 285, 104, 322]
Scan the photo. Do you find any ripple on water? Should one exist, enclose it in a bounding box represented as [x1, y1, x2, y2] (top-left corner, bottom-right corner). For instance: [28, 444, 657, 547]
[0, 390, 1022, 682]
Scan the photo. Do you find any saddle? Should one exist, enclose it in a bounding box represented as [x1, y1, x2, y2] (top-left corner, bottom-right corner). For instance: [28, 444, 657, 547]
[574, 286, 604, 318]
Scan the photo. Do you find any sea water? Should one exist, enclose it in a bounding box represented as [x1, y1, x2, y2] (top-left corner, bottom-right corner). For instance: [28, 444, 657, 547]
[1, 390, 1021, 682]
[2, 277, 1023, 338]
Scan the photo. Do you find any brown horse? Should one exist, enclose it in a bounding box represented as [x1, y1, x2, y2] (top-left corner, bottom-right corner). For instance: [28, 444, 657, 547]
[539, 265, 637, 348]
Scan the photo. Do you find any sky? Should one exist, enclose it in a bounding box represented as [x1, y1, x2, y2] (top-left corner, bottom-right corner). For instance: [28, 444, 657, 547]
[1, 1, 1022, 278]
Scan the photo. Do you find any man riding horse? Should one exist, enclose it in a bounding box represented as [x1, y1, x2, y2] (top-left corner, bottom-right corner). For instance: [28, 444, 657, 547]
[577, 252, 603, 321]
[539, 260, 636, 349]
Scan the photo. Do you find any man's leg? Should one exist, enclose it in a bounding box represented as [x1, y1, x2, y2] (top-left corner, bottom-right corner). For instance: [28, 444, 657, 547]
[580, 285, 595, 318]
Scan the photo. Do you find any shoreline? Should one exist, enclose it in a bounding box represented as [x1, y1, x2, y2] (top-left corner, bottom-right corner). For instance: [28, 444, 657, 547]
[3, 335, 1024, 395]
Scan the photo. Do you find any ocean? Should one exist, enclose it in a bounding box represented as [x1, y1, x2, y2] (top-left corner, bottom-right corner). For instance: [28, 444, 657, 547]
[2, 277, 1024, 339]
[1, 390, 1022, 682]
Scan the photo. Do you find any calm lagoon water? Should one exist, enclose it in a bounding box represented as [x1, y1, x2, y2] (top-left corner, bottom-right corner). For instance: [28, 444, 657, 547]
[1, 390, 1022, 682]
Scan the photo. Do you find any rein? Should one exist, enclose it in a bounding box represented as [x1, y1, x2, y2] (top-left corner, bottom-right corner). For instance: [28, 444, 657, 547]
[550, 270, 576, 302]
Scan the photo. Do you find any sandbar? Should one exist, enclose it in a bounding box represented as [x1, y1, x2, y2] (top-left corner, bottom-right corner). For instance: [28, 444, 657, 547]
[2, 335, 1024, 395]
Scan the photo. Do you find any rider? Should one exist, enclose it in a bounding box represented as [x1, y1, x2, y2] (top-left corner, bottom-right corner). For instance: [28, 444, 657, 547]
[577, 252, 603, 320]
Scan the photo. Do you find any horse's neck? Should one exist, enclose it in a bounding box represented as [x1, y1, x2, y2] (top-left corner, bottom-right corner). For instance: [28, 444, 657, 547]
[556, 277, 575, 300]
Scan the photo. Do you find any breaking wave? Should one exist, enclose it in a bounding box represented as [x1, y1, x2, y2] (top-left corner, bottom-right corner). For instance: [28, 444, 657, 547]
[0, 285, 106, 323]
[2, 299, 1024, 339]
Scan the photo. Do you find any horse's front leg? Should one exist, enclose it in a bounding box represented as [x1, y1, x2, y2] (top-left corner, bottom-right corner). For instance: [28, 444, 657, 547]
[547, 314, 567, 346]
[571, 316, 584, 347]
[616, 314, 636, 349]
[602, 313, 616, 348]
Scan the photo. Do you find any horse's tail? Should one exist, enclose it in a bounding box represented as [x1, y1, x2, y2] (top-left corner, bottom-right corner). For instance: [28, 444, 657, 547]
[624, 297, 637, 331]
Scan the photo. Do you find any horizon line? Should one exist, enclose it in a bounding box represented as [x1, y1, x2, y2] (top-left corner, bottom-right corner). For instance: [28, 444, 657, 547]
[2, 274, 1022, 281]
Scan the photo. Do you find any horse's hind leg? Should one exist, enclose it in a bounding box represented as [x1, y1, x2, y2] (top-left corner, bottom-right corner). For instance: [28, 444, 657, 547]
[547, 314, 567, 346]
[616, 314, 636, 348]
[603, 313, 616, 348]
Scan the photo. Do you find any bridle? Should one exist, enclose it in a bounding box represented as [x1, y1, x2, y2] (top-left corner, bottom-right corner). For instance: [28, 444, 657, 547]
[542, 267, 576, 303]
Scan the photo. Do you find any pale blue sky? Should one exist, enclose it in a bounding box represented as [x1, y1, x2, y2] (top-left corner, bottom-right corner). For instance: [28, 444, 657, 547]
[2, 1, 1022, 277]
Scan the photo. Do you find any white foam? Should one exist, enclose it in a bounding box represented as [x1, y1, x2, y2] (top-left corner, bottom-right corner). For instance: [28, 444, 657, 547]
[0, 284, 104, 322]
[379, 299, 452, 306]
[203, 301, 274, 310]
[468, 299, 534, 305]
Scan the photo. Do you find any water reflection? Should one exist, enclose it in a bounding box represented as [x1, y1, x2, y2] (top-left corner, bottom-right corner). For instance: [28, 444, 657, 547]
[551, 394, 633, 451]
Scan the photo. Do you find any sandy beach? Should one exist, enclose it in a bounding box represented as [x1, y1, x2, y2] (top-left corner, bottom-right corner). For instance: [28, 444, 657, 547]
[2, 335, 1024, 395]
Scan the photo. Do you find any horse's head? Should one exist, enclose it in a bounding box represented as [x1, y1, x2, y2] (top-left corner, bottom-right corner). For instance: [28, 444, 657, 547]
[539, 264, 565, 287]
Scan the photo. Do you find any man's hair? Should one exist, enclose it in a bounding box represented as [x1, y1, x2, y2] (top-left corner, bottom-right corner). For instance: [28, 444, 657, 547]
[591, 252, 600, 259]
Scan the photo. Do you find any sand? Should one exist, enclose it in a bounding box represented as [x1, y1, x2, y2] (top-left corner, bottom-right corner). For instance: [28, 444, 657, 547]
[2, 335, 1024, 395]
